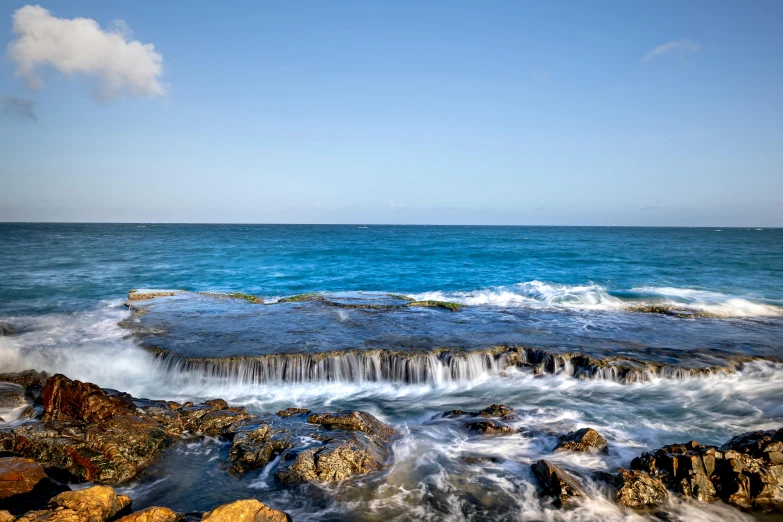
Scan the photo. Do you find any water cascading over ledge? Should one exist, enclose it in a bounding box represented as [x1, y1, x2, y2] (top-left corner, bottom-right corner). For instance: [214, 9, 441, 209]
[145, 345, 750, 387]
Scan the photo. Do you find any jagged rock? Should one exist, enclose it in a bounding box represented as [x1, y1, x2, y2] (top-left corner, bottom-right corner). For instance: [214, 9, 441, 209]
[274, 430, 389, 484]
[0, 371, 49, 391]
[631, 440, 718, 502]
[631, 431, 783, 509]
[201, 499, 291, 522]
[276, 408, 310, 417]
[228, 410, 397, 484]
[476, 404, 516, 419]
[228, 418, 292, 475]
[531, 460, 583, 506]
[443, 404, 516, 420]
[0, 376, 240, 484]
[465, 420, 515, 435]
[611, 468, 668, 508]
[42, 375, 136, 424]
[307, 410, 396, 441]
[116, 506, 179, 522]
[16, 485, 132, 522]
[554, 428, 608, 454]
[0, 383, 27, 408]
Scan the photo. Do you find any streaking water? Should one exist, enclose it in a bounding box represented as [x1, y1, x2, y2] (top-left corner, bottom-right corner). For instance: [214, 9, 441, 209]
[1, 224, 782, 520]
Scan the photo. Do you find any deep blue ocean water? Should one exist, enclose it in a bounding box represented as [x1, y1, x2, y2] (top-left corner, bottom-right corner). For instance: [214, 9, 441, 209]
[1, 223, 781, 314]
[2, 224, 783, 521]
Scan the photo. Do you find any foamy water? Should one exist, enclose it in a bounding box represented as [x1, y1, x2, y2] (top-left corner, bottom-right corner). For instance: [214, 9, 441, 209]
[2, 302, 781, 520]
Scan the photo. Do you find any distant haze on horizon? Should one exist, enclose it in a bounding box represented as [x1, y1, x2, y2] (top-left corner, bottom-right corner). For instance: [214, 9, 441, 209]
[0, 1, 781, 227]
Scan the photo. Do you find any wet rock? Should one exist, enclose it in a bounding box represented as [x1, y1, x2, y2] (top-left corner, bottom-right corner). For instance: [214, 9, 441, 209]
[201, 499, 291, 522]
[274, 430, 388, 484]
[228, 417, 293, 475]
[0, 457, 47, 499]
[554, 428, 608, 454]
[0, 371, 49, 390]
[307, 410, 397, 441]
[42, 375, 135, 424]
[16, 485, 132, 522]
[531, 460, 583, 507]
[631, 440, 719, 503]
[1, 376, 169, 483]
[117, 506, 179, 522]
[0, 383, 27, 408]
[465, 420, 515, 435]
[631, 431, 783, 509]
[195, 409, 252, 437]
[462, 456, 503, 464]
[229, 410, 397, 484]
[276, 407, 310, 417]
[127, 290, 177, 302]
[442, 404, 516, 420]
[611, 468, 668, 508]
[476, 404, 516, 419]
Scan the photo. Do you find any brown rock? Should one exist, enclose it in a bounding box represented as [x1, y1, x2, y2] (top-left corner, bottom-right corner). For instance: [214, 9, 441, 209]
[631, 440, 718, 503]
[0, 457, 46, 499]
[42, 375, 135, 424]
[117, 506, 179, 522]
[554, 427, 608, 454]
[127, 291, 176, 302]
[0, 510, 13, 522]
[201, 499, 291, 522]
[16, 485, 132, 522]
[612, 468, 668, 508]
[274, 431, 388, 484]
[465, 420, 515, 435]
[307, 410, 396, 441]
[531, 460, 583, 506]
[276, 408, 310, 417]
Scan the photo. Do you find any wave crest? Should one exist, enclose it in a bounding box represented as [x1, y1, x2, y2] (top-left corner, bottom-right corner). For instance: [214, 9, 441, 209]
[409, 281, 781, 318]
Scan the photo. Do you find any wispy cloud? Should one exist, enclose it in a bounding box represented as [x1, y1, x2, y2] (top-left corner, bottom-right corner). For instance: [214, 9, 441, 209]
[643, 38, 701, 62]
[1, 96, 36, 121]
[389, 200, 406, 210]
[7, 5, 166, 101]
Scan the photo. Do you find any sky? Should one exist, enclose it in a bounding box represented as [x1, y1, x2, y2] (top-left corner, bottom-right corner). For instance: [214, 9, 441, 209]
[0, 1, 781, 226]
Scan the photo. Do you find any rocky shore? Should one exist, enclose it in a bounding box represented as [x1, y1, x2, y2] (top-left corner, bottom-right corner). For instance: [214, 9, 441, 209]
[0, 371, 781, 520]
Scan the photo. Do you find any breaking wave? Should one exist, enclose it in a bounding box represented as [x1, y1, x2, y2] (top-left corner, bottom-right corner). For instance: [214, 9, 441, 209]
[409, 281, 782, 318]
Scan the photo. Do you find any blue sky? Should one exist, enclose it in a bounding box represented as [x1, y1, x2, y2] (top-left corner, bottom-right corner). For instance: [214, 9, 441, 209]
[0, 1, 781, 225]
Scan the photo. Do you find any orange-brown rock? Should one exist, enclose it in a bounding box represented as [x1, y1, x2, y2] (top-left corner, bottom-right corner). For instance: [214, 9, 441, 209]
[201, 499, 291, 522]
[116, 506, 179, 522]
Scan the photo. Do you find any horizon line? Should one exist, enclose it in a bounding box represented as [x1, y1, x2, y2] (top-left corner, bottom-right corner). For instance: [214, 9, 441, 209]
[0, 221, 779, 229]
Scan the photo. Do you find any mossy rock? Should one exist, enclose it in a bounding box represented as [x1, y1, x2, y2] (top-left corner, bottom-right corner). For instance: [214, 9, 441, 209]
[225, 292, 264, 304]
[408, 300, 462, 312]
[275, 293, 323, 304]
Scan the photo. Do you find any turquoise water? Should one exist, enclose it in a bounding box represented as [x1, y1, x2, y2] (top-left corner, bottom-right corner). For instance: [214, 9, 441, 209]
[1, 224, 782, 521]
[1, 224, 781, 314]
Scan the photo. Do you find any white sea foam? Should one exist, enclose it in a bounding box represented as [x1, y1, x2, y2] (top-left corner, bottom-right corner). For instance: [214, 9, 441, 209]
[409, 280, 782, 318]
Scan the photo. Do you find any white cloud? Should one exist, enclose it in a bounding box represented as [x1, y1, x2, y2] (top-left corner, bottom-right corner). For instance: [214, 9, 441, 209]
[389, 200, 407, 210]
[7, 5, 166, 101]
[643, 38, 701, 62]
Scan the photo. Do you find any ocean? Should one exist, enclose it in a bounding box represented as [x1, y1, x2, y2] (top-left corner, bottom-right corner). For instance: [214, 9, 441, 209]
[1, 223, 782, 521]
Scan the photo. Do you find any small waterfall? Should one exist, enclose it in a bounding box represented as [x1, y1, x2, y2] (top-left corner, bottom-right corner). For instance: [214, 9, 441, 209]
[148, 345, 742, 387]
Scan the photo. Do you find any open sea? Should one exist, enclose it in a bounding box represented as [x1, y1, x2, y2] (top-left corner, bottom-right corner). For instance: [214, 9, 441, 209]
[1, 223, 782, 521]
